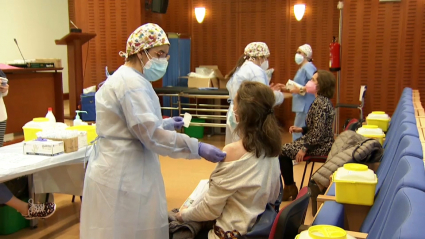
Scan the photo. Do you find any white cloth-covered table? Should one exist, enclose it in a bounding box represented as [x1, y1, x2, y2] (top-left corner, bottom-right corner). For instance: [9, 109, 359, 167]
[0, 142, 92, 195]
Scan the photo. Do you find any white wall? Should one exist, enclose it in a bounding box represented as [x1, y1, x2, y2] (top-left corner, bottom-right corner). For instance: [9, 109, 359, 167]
[0, 0, 70, 93]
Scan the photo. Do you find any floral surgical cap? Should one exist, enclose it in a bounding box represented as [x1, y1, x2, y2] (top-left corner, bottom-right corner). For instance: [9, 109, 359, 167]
[119, 23, 170, 58]
[244, 42, 270, 58]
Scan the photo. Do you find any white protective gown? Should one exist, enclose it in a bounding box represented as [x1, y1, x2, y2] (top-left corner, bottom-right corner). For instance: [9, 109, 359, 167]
[225, 61, 284, 145]
[80, 65, 200, 239]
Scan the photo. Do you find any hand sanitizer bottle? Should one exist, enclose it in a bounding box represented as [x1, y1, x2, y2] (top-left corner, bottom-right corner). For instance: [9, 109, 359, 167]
[74, 110, 88, 126]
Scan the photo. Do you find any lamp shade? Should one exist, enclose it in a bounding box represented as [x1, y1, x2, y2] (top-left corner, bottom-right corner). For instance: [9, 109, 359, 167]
[294, 4, 306, 21]
[195, 7, 206, 23]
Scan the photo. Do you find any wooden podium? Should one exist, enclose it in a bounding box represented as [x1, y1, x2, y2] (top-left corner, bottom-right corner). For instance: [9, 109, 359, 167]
[55, 32, 96, 119]
[1, 67, 64, 137]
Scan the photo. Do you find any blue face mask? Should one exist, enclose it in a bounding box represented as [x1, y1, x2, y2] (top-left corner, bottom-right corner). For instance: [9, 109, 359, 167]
[141, 51, 168, 82]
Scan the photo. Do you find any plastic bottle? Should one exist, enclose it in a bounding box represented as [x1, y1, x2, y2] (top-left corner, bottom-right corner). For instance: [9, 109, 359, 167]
[74, 110, 88, 126]
[45, 107, 56, 123]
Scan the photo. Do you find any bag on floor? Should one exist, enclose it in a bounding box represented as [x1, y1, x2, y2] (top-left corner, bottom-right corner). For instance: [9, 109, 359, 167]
[343, 118, 362, 132]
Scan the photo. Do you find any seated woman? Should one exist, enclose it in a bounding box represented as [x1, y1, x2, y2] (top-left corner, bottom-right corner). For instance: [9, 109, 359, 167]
[0, 183, 56, 219]
[279, 70, 335, 200]
[176, 81, 282, 239]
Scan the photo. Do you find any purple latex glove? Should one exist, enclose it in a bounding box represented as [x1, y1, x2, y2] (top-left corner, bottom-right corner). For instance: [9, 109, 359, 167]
[173, 116, 184, 130]
[198, 142, 226, 163]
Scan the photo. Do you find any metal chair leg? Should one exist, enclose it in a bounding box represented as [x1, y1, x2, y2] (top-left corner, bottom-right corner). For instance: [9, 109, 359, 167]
[309, 162, 315, 182]
[300, 161, 310, 189]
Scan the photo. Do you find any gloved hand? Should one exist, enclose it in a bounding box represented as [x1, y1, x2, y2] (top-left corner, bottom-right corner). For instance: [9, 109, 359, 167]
[173, 116, 184, 130]
[198, 142, 226, 163]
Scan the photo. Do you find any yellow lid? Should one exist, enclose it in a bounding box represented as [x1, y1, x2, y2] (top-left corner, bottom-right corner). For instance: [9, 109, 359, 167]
[362, 125, 378, 129]
[359, 134, 385, 138]
[308, 225, 347, 239]
[371, 111, 386, 114]
[33, 117, 49, 122]
[357, 124, 385, 137]
[343, 163, 368, 171]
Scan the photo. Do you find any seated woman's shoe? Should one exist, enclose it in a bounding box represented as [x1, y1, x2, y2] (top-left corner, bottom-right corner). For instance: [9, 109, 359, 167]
[22, 199, 56, 219]
[282, 183, 299, 201]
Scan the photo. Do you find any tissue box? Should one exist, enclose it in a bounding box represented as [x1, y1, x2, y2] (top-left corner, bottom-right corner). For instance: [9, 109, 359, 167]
[81, 93, 96, 121]
[23, 140, 65, 156]
[47, 137, 79, 153]
[76, 131, 88, 149]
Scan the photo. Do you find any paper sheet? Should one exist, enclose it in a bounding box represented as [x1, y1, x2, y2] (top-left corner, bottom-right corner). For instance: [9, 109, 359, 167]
[183, 112, 192, 128]
[286, 79, 303, 90]
[180, 179, 209, 210]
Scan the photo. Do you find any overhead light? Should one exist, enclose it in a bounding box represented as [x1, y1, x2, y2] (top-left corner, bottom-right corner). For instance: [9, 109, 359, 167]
[195, 7, 206, 23]
[294, 4, 306, 21]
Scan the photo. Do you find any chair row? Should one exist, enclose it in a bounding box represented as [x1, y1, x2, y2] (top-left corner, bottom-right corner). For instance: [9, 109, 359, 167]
[311, 88, 425, 238]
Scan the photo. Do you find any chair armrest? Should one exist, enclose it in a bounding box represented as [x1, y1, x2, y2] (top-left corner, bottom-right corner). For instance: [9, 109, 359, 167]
[298, 225, 310, 233]
[346, 231, 368, 239]
[324, 179, 333, 195]
[304, 156, 328, 163]
[335, 103, 360, 109]
[317, 195, 336, 203]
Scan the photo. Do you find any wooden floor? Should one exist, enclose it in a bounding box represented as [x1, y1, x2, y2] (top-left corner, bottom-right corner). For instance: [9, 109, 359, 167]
[1, 101, 322, 238]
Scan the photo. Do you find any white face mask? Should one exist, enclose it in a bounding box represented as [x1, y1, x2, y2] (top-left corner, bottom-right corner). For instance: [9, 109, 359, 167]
[260, 59, 269, 71]
[295, 53, 304, 65]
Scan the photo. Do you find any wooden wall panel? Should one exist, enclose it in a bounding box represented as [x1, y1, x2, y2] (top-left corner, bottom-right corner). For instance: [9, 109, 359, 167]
[190, 0, 339, 126]
[142, 0, 192, 34]
[68, 0, 338, 127]
[191, 0, 238, 76]
[340, 0, 425, 129]
[399, 0, 425, 97]
[68, 0, 76, 25]
[67, 0, 425, 129]
[416, 1, 425, 101]
[71, 0, 142, 88]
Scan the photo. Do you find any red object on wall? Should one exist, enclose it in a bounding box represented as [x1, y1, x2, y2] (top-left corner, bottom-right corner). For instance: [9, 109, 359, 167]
[330, 36, 341, 72]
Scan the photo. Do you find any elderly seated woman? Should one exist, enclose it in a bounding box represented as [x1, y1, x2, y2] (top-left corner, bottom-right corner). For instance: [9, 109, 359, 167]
[279, 70, 336, 201]
[175, 81, 282, 239]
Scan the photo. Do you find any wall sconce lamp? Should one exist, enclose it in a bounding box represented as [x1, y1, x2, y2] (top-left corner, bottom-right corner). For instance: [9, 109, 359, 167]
[294, 4, 306, 21]
[195, 7, 206, 23]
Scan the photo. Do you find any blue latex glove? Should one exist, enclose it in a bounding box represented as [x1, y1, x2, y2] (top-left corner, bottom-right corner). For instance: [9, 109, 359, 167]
[198, 142, 226, 163]
[173, 116, 184, 130]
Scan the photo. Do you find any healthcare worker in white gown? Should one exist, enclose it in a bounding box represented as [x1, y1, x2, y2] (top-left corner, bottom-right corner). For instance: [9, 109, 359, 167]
[80, 23, 227, 239]
[225, 42, 284, 145]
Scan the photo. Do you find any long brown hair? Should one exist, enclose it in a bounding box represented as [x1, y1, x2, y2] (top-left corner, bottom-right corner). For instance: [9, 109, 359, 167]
[234, 81, 282, 158]
[225, 54, 247, 81]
